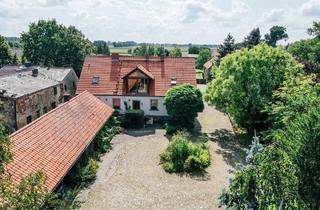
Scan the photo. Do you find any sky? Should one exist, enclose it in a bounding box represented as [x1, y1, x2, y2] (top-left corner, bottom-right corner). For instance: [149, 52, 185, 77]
[0, 0, 319, 44]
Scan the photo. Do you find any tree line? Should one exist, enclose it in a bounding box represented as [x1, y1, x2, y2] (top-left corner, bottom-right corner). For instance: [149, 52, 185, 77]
[206, 21, 320, 209]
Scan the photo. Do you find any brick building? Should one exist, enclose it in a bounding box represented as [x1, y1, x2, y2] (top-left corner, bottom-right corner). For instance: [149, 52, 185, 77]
[0, 65, 78, 131]
[6, 91, 114, 191]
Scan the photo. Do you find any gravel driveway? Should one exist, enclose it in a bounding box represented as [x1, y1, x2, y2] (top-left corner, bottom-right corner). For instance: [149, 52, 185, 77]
[77, 85, 246, 210]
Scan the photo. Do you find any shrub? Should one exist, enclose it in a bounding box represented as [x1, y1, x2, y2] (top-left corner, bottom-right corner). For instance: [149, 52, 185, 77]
[220, 146, 306, 209]
[160, 131, 210, 173]
[124, 109, 144, 128]
[205, 44, 303, 132]
[164, 84, 204, 133]
[67, 158, 99, 186]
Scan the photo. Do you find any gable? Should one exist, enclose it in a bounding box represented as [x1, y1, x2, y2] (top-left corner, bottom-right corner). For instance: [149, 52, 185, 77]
[76, 55, 196, 96]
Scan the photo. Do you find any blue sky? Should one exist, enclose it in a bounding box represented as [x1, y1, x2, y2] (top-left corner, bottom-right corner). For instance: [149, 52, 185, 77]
[0, 0, 319, 44]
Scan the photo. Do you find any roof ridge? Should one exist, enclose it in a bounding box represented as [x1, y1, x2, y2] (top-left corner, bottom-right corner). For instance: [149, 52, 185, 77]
[10, 90, 90, 138]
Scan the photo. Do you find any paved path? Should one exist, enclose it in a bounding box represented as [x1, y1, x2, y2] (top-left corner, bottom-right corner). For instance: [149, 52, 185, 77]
[77, 85, 246, 210]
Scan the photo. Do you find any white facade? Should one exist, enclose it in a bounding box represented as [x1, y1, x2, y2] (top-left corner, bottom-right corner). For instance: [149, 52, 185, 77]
[97, 95, 168, 116]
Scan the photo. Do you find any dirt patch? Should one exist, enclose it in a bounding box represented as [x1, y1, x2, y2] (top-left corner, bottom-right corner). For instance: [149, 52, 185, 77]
[77, 89, 246, 210]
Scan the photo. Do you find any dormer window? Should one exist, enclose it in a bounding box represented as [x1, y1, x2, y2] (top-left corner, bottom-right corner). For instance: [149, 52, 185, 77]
[122, 65, 154, 95]
[92, 76, 100, 84]
[171, 78, 177, 86]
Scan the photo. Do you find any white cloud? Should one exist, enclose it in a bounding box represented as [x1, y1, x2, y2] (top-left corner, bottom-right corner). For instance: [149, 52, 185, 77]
[36, 0, 72, 7]
[261, 9, 284, 23]
[181, 1, 207, 24]
[0, 0, 315, 43]
[302, 0, 320, 16]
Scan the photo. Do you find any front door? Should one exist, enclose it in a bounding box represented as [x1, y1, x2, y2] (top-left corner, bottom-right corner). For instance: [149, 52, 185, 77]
[132, 100, 140, 110]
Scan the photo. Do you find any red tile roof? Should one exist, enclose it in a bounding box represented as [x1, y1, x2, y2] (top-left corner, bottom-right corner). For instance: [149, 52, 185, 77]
[6, 91, 114, 191]
[203, 56, 218, 70]
[76, 55, 197, 96]
[122, 64, 155, 80]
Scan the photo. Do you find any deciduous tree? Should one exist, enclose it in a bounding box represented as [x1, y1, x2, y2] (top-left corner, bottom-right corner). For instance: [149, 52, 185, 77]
[21, 19, 93, 76]
[265, 26, 288, 47]
[196, 48, 212, 69]
[169, 47, 182, 57]
[205, 44, 302, 132]
[0, 35, 12, 67]
[307, 21, 320, 38]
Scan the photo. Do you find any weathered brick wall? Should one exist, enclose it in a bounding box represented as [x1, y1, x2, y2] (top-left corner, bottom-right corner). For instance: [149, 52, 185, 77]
[15, 84, 64, 129]
[0, 97, 16, 131]
[62, 70, 79, 99]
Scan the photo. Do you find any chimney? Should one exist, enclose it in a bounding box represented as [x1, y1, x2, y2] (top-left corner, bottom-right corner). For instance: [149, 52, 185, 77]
[32, 68, 39, 77]
[111, 53, 120, 62]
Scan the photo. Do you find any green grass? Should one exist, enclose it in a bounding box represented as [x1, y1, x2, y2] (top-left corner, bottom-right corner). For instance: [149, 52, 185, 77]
[196, 69, 204, 79]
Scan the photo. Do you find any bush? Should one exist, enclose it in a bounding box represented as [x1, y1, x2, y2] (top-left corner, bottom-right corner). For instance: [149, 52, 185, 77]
[220, 146, 305, 209]
[205, 44, 303, 132]
[124, 109, 144, 128]
[160, 131, 210, 173]
[164, 84, 204, 133]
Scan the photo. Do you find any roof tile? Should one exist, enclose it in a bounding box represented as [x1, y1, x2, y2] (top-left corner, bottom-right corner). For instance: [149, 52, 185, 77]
[76, 55, 196, 96]
[7, 91, 114, 191]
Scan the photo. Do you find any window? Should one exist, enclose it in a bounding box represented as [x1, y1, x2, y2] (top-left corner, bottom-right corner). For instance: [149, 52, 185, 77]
[43, 107, 48, 113]
[51, 102, 56, 109]
[64, 85, 67, 91]
[36, 110, 41, 118]
[92, 76, 100, 84]
[112, 98, 121, 109]
[53, 87, 57, 95]
[72, 81, 76, 89]
[64, 95, 70, 102]
[26, 115, 32, 124]
[171, 78, 177, 86]
[150, 99, 158, 110]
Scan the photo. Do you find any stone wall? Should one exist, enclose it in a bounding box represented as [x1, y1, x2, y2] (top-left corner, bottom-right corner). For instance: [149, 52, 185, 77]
[0, 97, 16, 132]
[62, 70, 79, 100]
[15, 84, 64, 129]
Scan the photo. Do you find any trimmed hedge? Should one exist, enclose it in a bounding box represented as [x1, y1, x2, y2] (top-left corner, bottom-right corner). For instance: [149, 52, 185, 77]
[124, 109, 144, 128]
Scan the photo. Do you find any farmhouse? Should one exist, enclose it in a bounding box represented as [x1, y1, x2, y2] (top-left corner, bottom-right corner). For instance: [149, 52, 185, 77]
[0, 65, 78, 131]
[76, 53, 197, 117]
[6, 91, 114, 191]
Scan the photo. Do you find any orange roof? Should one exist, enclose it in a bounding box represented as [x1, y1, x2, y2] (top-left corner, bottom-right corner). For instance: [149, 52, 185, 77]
[122, 64, 155, 80]
[203, 57, 217, 70]
[76, 55, 196, 96]
[7, 91, 114, 191]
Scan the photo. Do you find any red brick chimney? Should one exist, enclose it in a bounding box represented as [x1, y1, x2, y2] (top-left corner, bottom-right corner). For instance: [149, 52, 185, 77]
[111, 53, 119, 61]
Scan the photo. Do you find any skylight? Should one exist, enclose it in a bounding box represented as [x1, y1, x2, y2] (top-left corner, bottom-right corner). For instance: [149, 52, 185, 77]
[92, 76, 100, 84]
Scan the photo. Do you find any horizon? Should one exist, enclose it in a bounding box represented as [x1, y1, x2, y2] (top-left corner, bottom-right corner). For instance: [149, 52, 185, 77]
[1, 0, 319, 45]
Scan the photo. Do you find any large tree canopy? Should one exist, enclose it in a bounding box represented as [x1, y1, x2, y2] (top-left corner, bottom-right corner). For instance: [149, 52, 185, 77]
[21, 19, 93, 76]
[0, 35, 13, 67]
[205, 44, 302, 131]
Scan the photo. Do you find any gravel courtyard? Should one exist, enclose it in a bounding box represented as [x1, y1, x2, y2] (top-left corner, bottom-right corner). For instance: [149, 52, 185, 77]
[77, 86, 246, 210]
